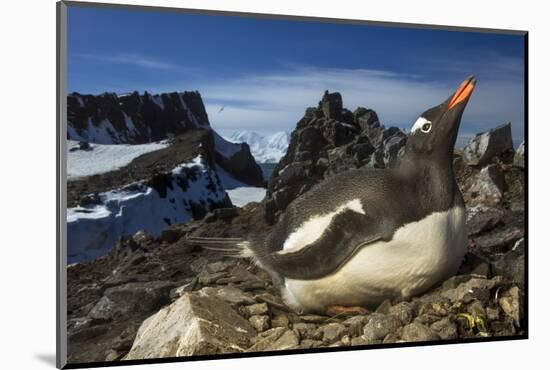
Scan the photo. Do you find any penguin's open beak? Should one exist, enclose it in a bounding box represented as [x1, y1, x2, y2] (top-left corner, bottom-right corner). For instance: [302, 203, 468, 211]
[447, 75, 476, 111]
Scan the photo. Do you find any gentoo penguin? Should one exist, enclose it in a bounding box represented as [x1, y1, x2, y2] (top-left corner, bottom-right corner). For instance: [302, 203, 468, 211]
[189, 76, 476, 314]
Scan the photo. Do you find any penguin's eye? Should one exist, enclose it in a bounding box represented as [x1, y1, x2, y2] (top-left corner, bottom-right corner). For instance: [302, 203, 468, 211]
[421, 122, 432, 133]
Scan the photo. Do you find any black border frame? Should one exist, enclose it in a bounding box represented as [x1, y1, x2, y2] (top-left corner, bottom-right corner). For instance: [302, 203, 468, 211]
[56, 1, 529, 369]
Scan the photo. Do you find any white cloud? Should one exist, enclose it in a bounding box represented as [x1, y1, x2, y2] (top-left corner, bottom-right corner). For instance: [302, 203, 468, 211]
[78, 53, 179, 70]
[198, 65, 524, 142]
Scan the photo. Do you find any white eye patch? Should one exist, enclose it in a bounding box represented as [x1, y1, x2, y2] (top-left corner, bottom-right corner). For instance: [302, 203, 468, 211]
[411, 117, 432, 133]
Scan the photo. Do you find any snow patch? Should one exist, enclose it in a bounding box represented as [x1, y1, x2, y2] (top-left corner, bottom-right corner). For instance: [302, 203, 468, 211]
[67, 140, 170, 179]
[67, 155, 228, 263]
[226, 187, 266, 207]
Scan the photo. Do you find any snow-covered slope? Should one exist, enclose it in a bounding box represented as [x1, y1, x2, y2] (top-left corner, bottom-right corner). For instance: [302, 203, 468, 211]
[227, 131, 290, 163]
[67, 140, 170, 179]
[67, 155, 229, 263]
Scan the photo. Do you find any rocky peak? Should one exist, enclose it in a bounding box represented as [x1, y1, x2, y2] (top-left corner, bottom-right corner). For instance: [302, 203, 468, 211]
[264, 91, 407, 223]
[320, 90, 343, 119]
[67, 90, 211, 144]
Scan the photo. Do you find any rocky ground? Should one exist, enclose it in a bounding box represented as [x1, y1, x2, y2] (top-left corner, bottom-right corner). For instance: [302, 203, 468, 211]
[66, 93, 526, 365]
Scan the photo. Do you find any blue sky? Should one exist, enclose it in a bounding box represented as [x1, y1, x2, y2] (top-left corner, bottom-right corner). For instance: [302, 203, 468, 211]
[67, 5, 525, 144]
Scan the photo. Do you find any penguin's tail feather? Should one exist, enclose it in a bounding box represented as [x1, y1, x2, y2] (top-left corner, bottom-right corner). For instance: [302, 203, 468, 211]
[184, 236, 254, 258]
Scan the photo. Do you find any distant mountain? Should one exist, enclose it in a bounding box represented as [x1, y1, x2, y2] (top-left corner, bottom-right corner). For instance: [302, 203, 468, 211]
[67, 90, 264, 187]
[228, 131, 290, 163]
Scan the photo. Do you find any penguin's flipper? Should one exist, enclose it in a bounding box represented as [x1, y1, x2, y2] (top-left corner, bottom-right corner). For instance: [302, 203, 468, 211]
[268, 209, 390, 280]
[184, 236, 252, 257]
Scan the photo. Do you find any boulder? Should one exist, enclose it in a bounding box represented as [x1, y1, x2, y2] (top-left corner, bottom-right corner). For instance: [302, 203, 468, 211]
[317, 323, 347, 343]
[124, 292, 255, 359]
[88, 281, 176, 321]
[401, 322, 440, 342]
[362, 313, 402, 343]
[463, 123, 514, 166]
[465, 165, 506, 206]
[498, 286, 522, 326]
[491, 238, 525, 286]
[430, 317, 458, 340]
[513, 141, 524, 168]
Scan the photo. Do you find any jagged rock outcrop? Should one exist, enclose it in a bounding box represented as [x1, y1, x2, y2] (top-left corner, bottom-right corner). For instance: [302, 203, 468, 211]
[67, 91, 209, 144]
[463, 123, 514, 166]
[263, 91, 407, 223]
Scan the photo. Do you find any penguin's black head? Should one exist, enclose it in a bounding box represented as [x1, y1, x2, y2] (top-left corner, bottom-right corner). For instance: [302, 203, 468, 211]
[403, 75, 476, 162]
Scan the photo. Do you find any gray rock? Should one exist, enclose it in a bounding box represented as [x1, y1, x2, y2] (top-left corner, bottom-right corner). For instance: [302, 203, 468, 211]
[293, 323, 322, 340]
[350, 336, 368, 346]
[362, 314, 402, 343]
[513, 141, 524, 167]
[299, 314, 329, 324]
[169, 278, 197, 300]
[389, 302, 415, 325]
[463, 123, 514, 166]
[498, 286, 521, 326]
[240, 303, 269, 317]
[271, 314, 290, 328]
[197, 270, 228, 285]
[206, 260, 233, 273]
[278, 161, 311, 184]
[89, 281, 175, 321]
[475, 227, 524, 254]
[249, 315, 271, 332]
[246, 328, 298, 352]
[270, 329, 300, 350]
[299, 126, 325, 152]
[492, 238, 525, 286]
[124, 292, 255, 359]
[300, 339, 325, 349]
[401, 322, 441, 342]
[441, 277, 501, 303]
[382, 331, 402, 344]
[350, 142, 375, 163]
[199, 286, 256, 307]
[430, 317, 458, 340]
[104, 349, 124, 362]
[189, 257, 208, 274]
[375, 299, 392, 314]
[318, 323, 347, 343]
[320, 91, 343, 119]
[486, 306, 501, 321]
[343, 316, 369, 337]
[466, 206, 506, 236]
[466, 165, 506, 206]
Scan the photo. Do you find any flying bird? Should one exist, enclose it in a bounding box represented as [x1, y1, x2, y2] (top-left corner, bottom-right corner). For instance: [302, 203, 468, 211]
[187, 76, 476, 315]
[218, 105, 225, 113]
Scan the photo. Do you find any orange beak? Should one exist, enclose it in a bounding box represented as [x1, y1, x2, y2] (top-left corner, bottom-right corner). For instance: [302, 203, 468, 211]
[447, 75, 476, 111]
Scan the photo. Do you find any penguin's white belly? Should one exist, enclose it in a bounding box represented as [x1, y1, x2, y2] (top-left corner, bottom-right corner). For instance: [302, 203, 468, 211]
[281, 206, 467, 313]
